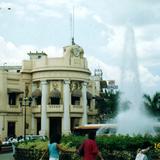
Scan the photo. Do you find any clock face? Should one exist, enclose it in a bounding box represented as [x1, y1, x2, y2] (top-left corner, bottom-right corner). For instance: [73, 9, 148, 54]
[73, 47, 81, 57]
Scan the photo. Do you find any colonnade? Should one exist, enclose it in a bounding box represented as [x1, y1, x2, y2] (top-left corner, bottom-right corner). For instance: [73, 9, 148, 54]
[34, 80, 88, 135]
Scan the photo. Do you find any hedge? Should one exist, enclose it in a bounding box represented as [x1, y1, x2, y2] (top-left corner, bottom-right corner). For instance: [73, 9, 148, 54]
[15, 134, 160, 160]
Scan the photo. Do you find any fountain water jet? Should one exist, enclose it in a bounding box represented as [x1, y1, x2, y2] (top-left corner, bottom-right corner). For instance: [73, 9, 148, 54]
[116, 27, 156, 135]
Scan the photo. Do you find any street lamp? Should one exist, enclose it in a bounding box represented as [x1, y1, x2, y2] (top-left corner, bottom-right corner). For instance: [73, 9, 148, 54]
[19, 97, 32, 140]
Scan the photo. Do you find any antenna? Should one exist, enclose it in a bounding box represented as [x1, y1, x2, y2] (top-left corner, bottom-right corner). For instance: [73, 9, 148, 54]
[70, 7, 75, 45]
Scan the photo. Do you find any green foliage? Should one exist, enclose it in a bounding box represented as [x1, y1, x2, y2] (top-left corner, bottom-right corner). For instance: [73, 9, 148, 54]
[18, 140, 48, 151]
[96, 91, 120, 121]
[61, 134, 160, 160]
[143, 92, 160, 117]
[16, 135, 160, 160]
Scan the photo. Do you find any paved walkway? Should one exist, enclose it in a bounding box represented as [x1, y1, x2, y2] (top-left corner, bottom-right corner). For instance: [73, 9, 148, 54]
[0, 152, 13, 160]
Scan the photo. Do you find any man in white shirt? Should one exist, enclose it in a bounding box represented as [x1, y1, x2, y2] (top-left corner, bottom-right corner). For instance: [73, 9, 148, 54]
[135, 146, 151, 160]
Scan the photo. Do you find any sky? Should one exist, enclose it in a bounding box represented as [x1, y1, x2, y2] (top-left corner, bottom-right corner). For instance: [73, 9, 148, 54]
[0, 0, 160, 95]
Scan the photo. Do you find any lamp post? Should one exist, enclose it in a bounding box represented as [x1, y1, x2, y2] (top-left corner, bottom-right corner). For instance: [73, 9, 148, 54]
[19, 97, 32, 140]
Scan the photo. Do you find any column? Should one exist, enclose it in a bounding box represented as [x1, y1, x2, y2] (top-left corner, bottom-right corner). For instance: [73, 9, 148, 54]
[31, 113, 35, 134]
[62, 80, 71, 134]
[82, 82, 87, 125]
[46, 117, 49, 138]
[0, 116, 3, 141]
[40, 80, 48, 136]
[31, 83, 36, 106]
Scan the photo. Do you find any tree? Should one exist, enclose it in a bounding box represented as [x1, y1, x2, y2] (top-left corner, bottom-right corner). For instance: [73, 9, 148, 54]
[96, 90, 120, 122]
[143, 92, 160, 117]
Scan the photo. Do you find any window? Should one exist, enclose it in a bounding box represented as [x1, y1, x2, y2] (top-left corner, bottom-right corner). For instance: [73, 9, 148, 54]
[71, 96, 80, 105]
[87, 99, 91, 108]
[35, 96, 41, 105]
[51, 97, 60, 104]
[8, 93, 16, 105]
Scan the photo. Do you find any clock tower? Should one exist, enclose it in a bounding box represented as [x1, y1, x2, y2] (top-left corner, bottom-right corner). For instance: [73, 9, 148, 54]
[63, 40, 84, 58]
[71, 44, 84, 58]
[63, 42, 86, 67]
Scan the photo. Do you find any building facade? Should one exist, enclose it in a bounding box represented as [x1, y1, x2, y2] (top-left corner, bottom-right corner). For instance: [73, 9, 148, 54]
[0, 44, 102, 141]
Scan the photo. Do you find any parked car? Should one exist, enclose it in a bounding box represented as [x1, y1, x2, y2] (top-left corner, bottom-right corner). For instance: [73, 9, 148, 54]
[17, 135, 48, 142]
[2, 137, 18, 145]
[2, 135, 48, 145]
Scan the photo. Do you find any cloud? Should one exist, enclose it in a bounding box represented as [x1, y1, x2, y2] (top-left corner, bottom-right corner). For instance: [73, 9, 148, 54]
[0, 1, 65, 20]
[0, 35, 159, 95]
[0, 0, 160, 95]
[140, 65, 160, 94]
[93, 15, 103, 24]
[88, 55, 160, 95]
[0, 36, 63, 65]
[75, 6, 91, 18]
[43, 46, 63, 57]
[86, 0, 160, 26]
[88, 56, 121, 82]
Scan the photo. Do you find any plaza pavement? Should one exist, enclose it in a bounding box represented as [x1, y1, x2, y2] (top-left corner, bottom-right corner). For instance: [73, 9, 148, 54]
[0, 152, 13, 160]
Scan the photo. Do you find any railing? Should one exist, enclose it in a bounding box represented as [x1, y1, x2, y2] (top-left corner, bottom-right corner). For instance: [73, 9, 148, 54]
[47, 105, 63, 112]
[31, 105, 41, 113]
[31, 105, 63, 113]
[31, 104, 97, 114]
[70, 105, 83, 113]
[7, 105, 21, 112]
[9, 105, 19, 108]
[88, 108, 98, 115]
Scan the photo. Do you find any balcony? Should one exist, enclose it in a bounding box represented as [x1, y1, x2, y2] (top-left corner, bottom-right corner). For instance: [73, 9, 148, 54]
[70, 105, 83, 113]
[47, 105, 63, 112]
[88, 108, 98, 115]
[32, 105, 63, 113]
[7, 105, 21, 113]
[31, 105, 41, 113]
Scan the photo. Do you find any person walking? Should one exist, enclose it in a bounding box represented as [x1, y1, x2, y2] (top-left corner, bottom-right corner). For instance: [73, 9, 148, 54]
[78, 131, 104, 160]
[135, 141, 152, 160]
[48, 133, 75, 160]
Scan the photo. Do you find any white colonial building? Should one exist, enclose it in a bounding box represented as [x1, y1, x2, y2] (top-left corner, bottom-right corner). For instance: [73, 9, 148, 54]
[0, 43, 103, 141]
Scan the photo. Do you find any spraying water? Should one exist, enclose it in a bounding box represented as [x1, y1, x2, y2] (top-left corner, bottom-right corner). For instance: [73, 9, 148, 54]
[116, 27, 156, 135]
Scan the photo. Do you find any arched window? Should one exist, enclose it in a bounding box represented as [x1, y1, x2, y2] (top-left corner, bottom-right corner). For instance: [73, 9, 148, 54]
[32, 89, 41, 105]
[49, 89, 61, 105]
[71, 89, 82, 105]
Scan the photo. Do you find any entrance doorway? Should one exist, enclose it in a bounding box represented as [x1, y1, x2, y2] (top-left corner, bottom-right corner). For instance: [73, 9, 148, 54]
[37, 118, 41, 135]
[7, 122, 15, 138]
[49, 117, 61, 138]
[71, 118, 80, 132]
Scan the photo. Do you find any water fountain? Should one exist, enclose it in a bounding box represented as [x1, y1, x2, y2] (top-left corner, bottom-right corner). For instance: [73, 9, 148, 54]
[116, 27, 156, 135]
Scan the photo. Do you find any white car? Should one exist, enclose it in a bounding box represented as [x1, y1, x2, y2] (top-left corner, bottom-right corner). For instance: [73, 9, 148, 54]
[2, 137, 17, 145]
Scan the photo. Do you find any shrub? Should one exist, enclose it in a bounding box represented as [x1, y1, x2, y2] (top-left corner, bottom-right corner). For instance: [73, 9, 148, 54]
[15, 134, 160, 160]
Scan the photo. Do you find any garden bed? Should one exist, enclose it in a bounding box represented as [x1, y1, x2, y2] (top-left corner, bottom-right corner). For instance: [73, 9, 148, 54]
[14, 135, 160, 160]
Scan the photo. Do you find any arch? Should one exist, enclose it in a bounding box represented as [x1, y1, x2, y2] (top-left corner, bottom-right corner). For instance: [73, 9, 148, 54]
[72, 89, 82, 97]
[32, 88, 41, 97]
[49, 88, 61, 98]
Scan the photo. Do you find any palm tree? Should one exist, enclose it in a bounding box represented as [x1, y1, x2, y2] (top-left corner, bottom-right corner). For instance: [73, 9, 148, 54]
[96, 90, 120, 122]
[143, 92, 160, 117]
